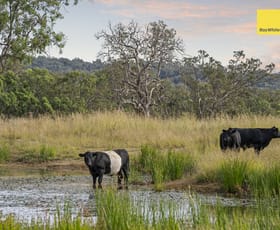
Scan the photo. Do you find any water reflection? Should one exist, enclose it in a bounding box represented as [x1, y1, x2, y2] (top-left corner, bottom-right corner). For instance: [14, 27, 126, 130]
[0, 173, 254, 224]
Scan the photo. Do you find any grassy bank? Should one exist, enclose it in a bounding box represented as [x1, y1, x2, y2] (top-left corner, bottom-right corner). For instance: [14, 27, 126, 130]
[1, 111, 279, 159]
[1, 111, 280, 195]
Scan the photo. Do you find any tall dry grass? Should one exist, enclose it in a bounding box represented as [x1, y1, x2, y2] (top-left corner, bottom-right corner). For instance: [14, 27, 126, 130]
[0, 111, 279, 164]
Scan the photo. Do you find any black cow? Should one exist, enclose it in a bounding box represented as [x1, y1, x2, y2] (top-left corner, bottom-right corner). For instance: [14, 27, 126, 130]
[220, 126, 280, 155]
[79, 149, 129, 189]
[220, 128, 241, 152]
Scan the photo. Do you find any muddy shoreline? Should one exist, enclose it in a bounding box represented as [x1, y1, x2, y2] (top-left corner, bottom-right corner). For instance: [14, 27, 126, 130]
[0, 159, 221, 194]
[0, 160, 86, 176]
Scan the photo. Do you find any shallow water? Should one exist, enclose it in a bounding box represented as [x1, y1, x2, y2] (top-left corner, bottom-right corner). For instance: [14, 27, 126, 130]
[0, 175, 91, 222]
[0, 172, 252, 223]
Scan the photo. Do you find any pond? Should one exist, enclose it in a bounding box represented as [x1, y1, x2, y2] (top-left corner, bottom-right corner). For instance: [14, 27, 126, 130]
[0, 170, 252, 224]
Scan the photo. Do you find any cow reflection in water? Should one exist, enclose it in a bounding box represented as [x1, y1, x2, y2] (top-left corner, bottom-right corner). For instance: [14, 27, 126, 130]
[79, 149, 129, 189]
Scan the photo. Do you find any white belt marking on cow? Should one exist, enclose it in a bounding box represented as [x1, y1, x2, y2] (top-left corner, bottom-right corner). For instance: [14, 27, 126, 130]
[104, 151, 122, 175]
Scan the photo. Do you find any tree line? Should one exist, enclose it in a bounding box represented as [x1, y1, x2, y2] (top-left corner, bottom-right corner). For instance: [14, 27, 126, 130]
[0, 1, 279, 118]
[0, 54, 279, 118]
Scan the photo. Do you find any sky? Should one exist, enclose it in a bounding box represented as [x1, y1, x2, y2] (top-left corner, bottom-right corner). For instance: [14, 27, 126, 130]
[49, 0, 280, 72]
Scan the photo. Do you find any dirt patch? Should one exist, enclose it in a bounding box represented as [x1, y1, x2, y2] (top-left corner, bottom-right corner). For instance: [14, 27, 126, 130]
[164, 177, 221, 194]
[0, 159, 87, 176]
[44, 159, 86, 173]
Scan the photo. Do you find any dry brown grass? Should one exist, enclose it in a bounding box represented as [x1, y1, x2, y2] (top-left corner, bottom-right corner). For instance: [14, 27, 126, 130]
[0, 111, 279, 166]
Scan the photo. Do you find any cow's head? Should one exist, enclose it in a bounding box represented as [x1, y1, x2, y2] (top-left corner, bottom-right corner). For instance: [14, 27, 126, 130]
[79, 151, 96, 167]
[271, 126, 280, 137]
[221, 129, 232, 149]
[222, 128, 239, 148]
[222, 130, 231, 146]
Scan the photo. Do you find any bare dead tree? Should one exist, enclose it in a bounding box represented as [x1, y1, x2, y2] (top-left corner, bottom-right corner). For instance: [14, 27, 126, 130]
[95, 20, 184, 117]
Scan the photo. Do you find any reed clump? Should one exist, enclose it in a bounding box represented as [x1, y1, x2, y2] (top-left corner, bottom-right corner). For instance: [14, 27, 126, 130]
[138, 145, 196, 189]
[216, 158, 250, 193]
[198, 155, 280, 196]
[249, 164, 280, 197]
[95, 189, 185, 230]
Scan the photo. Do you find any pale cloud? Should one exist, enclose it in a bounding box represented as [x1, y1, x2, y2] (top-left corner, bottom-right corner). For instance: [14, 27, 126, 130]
[90, 0, 250, 20]
[88, 0, 255, 38]
[224, 22, 256, 34]
[246, 40, 280, 72]
[265, 42, 280, 71]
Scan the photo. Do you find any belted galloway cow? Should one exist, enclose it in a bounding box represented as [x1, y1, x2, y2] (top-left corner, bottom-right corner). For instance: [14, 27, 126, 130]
[220, 126, 280, 155]
[79, 149, 129, 189]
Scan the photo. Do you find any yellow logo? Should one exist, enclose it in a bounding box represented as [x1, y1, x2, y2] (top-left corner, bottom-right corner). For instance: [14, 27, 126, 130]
[257, 9, 280, 35]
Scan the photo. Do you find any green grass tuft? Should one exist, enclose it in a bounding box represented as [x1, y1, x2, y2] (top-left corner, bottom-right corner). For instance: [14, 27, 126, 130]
[249, 164, 280, 197]
[39, 144, 56, 162]
[0, 145, 10, 163]
[217, 158, 250, 193]
[139, 145, 196, 189]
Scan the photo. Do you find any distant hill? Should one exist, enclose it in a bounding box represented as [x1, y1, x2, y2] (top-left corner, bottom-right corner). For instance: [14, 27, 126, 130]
[257, 73, 280, 90]
[30, 56, 104, 73]
[30, 56, 280, 89]
[30, 55, 181, 80]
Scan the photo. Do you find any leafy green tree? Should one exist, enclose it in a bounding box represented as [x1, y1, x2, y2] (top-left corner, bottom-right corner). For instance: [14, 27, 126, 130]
[243, 89, 280, 116]
[0, 0, 78, 72]
[20, 68, 56, 115]
[0, 69, 55, 116]
[0, 69, 101, 117]
[182, 50, 275, 118]
[96, 20, 184, 117]
[156, 80, 190, 117]
[0, 71, 19, 116]
[52, 71, 97, 113]
[93, 63, 124, 111]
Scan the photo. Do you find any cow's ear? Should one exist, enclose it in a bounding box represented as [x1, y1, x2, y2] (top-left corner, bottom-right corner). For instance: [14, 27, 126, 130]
[79, 153, 85, 157]
[91, 152, 97, 158]
[271, 126, 277, 131]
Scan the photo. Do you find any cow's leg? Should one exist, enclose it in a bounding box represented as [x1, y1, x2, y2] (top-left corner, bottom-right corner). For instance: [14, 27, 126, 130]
[233, 142, 240, 152]
[92, 175, 97, 189]
[98, 169, 106, 189]
[97, 174, 104, 189]
[116, 171, 123, 189]
[254, 147, 260, 155]
[96, 169, 105, 189]
[122, 168, 129, 189]
[117, 171, 123, 185]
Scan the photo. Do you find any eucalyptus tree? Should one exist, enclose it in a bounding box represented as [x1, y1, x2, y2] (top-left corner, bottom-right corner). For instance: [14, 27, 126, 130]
[96, 20, 184, 117]
[182, 50, 275, 118]
[0, 0, 78, 72]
